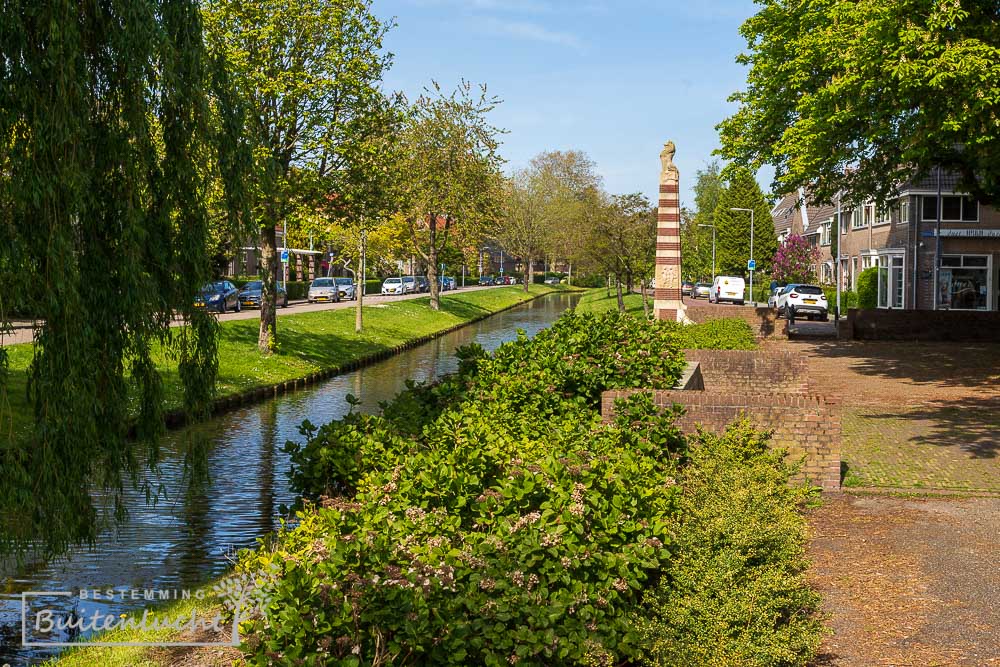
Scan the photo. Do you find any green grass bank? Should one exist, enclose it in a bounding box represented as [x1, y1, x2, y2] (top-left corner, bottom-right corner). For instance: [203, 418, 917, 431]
[1, 285, 569, 443]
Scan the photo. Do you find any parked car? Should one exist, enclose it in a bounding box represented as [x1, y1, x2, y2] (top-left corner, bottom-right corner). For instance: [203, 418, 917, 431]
[415, 276, 430, 293]
[499, 275, 514, 285]
[381, 277, 404, 295]
[544, 277, 561, 285]
[776, 283, 828, 320]
[478, 275, 494, 286]
[334, 277, 356, 300]
[692, 282, 712, 299]
[307, 277, 340, 303]
[709, 276, 746, 305]
[194, 280, 241, 313]
[239, 280, 288, 309]
[681, 280, 695, 296]
[438, 276, 456, 291]
[767, 284, 791, 310]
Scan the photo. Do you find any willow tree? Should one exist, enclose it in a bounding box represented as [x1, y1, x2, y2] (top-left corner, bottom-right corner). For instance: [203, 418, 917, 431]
[398, 81, 505, 311]
[203, 0, 395, 352]
[0, 0, 247, 557]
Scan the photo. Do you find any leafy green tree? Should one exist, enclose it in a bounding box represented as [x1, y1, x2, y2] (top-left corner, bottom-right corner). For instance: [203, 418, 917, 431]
[397, 82, 505, 311]
[203, 0, 394, 351]
[682, 161, 725, 281]
[0, 0, 246, 556]
[497, 169, 548, 293]
[588, 193, 656, 312]
[713, 168, 778, 279]
[529, 150, 603, 284]
[718, 0, 1000, 205]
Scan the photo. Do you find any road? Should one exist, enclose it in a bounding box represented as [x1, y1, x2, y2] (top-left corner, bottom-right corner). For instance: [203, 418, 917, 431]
[1, 283, 505, 347]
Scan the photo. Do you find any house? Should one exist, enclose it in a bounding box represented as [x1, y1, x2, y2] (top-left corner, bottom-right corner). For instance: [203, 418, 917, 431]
[772, 172, 999, 312]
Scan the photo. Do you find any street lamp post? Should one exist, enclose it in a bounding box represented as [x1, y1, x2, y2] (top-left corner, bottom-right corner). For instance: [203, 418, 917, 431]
[698, 223, 717, 281]
[730, 207, 755, 305]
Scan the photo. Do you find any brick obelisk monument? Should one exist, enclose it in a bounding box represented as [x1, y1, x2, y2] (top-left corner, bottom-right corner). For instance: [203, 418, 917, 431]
[654, 141, 687, 322]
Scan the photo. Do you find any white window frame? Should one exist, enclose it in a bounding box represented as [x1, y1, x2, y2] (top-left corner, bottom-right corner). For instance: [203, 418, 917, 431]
[877, 251, 906, 309]
[820, 221, 832, 246]
[851, 206, 867, 230]
[921, 195, 979, 223]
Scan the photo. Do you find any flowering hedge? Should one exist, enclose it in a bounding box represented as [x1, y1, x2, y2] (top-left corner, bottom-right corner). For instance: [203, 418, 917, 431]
[772, 234, 819, 285]
[238, 310, 821, 666]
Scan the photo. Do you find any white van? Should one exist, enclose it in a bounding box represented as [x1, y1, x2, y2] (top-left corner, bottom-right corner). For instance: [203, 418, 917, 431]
[709, 276, 746, 305]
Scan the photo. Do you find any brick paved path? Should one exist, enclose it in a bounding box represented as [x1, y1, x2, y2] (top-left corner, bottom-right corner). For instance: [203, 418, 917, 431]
[767, 339, 1000, 491]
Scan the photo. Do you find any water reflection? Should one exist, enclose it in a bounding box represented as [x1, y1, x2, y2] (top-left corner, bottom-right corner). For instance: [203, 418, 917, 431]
[0, 292, 579, 664]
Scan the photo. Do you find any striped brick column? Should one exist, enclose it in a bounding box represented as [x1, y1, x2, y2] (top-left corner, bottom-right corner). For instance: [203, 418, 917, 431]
[655, 141, 687, 322]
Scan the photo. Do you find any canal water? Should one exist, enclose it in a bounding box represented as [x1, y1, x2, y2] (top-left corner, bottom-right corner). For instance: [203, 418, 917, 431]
[0, 291, 581, 665]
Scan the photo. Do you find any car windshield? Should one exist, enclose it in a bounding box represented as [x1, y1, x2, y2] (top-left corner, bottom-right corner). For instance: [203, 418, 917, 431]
[795, 285, 824, 295]
[312, 278, 334, 287]
[384, 278, 400, 284]
[335, 278, 353, 285]
[244, 281, 262, 290]
[203, 281, 227, 292]
[402, 277, 414, 283]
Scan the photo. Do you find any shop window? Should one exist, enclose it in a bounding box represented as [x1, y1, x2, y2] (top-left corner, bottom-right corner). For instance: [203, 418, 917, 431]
[938, 255, 991, 311]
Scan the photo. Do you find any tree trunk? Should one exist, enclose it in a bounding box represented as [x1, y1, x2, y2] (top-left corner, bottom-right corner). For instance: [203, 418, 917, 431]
[616, 277, 625, 312]
[568, 261, 572, 286]
[524, 257, 531, 292]
[627, 271, 633, 295]
[641, 278, 649, 318]
[355, 232, 365, 333]
[258, 224, 278, 353]
[428, 248, 440, 311]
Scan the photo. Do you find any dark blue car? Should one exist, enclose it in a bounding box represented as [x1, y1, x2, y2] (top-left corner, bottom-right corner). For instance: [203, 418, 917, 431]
[194, 280, 241, 313]
[239, 280, 289, 309]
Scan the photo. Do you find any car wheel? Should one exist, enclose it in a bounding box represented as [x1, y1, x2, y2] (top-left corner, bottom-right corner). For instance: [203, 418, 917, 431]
[283, 296, 288, 308]
[737, 301, 745, 306]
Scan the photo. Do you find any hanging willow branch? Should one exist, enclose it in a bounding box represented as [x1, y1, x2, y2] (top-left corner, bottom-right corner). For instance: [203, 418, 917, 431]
[0, 0, 250, 558]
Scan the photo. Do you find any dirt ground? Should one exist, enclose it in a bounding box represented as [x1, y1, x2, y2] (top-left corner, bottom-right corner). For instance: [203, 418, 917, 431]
[808, 493, 1000, 666]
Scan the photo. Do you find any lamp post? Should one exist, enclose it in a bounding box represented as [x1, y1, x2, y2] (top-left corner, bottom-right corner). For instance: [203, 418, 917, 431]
[730, 207, 755, 305]
[698, 223, 716, 281]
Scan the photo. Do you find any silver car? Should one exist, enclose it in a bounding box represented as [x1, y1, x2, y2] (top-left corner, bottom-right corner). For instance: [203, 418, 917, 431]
[334, 277, 356, 300]
[692, 282, 712, 299]
[307, 277, 339, 303]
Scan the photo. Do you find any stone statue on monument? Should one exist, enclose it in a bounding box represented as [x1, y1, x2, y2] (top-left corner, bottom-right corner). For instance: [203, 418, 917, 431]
[659, 141, 678, 181]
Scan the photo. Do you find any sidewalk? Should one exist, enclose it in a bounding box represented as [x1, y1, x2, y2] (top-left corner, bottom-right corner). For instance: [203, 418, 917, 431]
[770, 338, 1000, 491]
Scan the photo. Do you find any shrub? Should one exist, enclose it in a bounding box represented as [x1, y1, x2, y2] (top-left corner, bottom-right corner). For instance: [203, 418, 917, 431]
[675, 319, 757, 351]
[635, 420, 824, 667]
[856, 267, 878, 308]
[821, 287, 858, 311]
[245, 396, 687, 665]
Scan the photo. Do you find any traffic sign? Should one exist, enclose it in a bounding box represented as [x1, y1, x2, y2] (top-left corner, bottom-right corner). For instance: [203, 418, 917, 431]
[280, 249, 289, 263]
[747, 259, 756, 271]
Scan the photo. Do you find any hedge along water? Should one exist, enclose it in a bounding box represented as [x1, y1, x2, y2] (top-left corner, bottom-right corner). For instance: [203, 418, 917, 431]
[0, 292, 583, 665]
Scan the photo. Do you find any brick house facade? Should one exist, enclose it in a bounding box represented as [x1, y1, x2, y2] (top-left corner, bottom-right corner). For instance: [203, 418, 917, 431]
[772, 173, 1000, 312]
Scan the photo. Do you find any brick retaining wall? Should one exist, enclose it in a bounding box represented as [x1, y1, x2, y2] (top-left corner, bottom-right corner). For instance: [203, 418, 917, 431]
[602, 389, 841, 491]
[684, 303, 788, 339]
[682, 349, 810, 395]
[844, 308, 1000, 342]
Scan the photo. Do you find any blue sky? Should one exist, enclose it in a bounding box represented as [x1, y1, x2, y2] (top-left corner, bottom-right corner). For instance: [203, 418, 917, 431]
[377, 0, 764, 208]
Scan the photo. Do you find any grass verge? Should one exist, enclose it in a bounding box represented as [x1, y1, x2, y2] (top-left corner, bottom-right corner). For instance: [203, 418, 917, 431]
[573, 289, 651, 316]
[2, 285, 566, 443]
